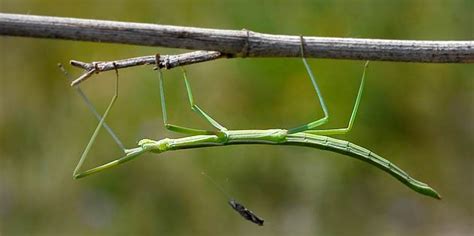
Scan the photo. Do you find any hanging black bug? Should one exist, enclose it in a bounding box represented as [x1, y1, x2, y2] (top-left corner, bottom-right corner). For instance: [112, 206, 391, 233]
[228, 199, 264, 226]
[202, 172, 265, 226]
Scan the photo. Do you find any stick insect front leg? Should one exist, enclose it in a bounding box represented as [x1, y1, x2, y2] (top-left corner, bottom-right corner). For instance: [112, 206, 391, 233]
[59, 64, 125, 151]
[61, 64, 147, 179]
[156, 63, 228, 137]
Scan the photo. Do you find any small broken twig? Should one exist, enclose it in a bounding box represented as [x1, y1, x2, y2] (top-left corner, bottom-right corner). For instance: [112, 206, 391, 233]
[70, 50, 224, 86]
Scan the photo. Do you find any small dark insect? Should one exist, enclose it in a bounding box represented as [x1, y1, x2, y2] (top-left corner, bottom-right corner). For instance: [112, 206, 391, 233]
[201, 172, 265, 226]
[228, 199, 264, 226]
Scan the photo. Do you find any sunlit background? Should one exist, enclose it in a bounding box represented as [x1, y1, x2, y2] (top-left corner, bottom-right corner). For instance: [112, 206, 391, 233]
[1, 0, 473, 235]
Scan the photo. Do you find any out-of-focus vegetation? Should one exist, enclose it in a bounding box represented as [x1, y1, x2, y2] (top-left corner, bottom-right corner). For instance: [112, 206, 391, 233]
[0, 0, 472, 235]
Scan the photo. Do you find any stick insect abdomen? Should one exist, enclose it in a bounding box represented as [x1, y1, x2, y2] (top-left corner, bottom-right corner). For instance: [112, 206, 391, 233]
[285, 132, 441, 199]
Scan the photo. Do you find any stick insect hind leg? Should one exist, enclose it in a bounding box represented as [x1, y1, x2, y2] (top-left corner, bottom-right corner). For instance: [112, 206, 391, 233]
[287, 36, 369, 135]
[60, 64, 147, 179]
[304, 61, 369, 136]
[287, 36, 330, 134]
[156, 57, 228, 137]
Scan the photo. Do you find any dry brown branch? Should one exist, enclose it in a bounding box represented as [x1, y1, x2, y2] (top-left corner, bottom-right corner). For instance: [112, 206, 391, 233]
[1, 13, 473, 63]
[69, 51, 223, 85]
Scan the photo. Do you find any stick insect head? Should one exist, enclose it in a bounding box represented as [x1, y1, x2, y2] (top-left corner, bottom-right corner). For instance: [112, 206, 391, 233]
[138, 138, 171, 153]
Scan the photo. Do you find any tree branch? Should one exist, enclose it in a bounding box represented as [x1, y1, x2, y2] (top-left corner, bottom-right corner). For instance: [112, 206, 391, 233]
[69, 51, 224, 85]
[1, 13, 473, 63]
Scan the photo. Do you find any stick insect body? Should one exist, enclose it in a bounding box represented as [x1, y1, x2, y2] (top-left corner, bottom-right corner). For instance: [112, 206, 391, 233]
[63, 37, 441, 200]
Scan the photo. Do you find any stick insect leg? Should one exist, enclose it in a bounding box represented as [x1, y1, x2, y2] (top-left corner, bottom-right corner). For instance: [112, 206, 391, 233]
[181, 67, 227, 131]
[305, 61, 369, 136]
[69, 65, 145, 179]
[287, 36, 329, 134]
[157, 69, 223, 135]
[58, 64, 125, 151]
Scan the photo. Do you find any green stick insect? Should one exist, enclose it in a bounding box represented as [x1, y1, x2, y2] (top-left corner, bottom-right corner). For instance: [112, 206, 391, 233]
[62, 36, 441, 200]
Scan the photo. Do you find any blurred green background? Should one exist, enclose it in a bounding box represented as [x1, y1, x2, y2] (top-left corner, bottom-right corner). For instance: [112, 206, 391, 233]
[1, 0, 473, 235]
